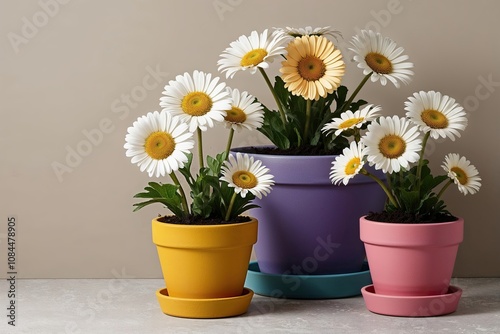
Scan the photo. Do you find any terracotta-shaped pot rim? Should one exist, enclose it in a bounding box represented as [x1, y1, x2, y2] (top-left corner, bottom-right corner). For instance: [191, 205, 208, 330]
[231, 146, 384, 185]
[152, 216, 258, 249]
[360, 215, 463, 226]
[360, 216, 464, 247]
[232, 145, 337, 159]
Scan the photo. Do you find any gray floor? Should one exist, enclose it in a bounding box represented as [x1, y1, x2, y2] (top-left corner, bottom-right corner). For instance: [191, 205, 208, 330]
[1, 278, 499, 334]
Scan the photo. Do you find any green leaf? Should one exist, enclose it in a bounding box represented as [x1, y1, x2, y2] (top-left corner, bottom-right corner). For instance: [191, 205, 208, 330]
[178, 153, 194, 186]
[132, 182, 184, 217]
[257, 106, 290, 149]
[206, 152, 228, 176]
[335, 86, 348, 108]
[256, 81, 371, 150]
[421, 174, 449, 195]
[398, 189, 421, 213]
[274, 76, 290, 105]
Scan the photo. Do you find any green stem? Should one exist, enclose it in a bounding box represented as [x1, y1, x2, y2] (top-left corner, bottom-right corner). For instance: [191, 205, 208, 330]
[386, 171, 394, 195]
[340, 72, 373, 114]
[170, 171, 190, 217]
[258, 67, 287, 125]
[225, 128, 235, 161]
[197, 128, 204, 169]
[304, 99, 312, 141]
[362, 169, 399, 209]
[436, 179, 453, 202]
[353, 128, 361, 143]
[416, 132, 431, 187]
[224, 192, 238, 222]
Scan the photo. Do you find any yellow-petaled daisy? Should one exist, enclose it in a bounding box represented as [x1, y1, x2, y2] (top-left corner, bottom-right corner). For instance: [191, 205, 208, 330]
[442, 153, 481, 195]
[330, 141, 366, 185]
[276, 26, 342, 40]
[363, 116, 422, 174]
[124, 111, 194, 177]
[220, 153, 274, 199]
[160, 70, 231, 132]
[280, 35, 345, 101]
[322, 104, 382, 136]
[218, 29, 288, 79]
[349, 30, 414, 88]
[224, 88, 264, 132]
[405, 91, 468, 141]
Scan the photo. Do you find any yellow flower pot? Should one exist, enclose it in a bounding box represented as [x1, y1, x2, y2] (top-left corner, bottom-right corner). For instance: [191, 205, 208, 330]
[152, 217, 257, 300]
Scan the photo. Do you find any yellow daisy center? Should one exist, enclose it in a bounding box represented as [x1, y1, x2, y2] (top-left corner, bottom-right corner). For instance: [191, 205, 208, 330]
[145, 131, 175, 160]
[451, 166, 468, 185]
[232, 171, 257, 189]
[365, 52, 393, 74]
[345, 157, 361, 175]
[225, 106, 247, 124]
[378, 135, 406, 158]
[181, 92, 213, 116]
[297, 55, 326, 81]
[240, 48, 268, 67]
[339, 117, 364, 129]
[421, 109, 449, 129]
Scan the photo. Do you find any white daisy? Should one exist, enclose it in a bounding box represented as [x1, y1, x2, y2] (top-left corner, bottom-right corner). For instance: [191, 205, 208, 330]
[160, 70, 231, 132]
[442, 153, 481, 195]
[330, 141, 366, 185]
[218, 29, 288, 79]
[275, 26, 342, 40]
[220, 153, 274, 199]
[224, 88, 264, 132]
[349, 30, 414, 88]
[405, 91, 468, 141]
[124, 111, 194, 177]
[322, 104, 382, 136]
[363, 115, 422, 174]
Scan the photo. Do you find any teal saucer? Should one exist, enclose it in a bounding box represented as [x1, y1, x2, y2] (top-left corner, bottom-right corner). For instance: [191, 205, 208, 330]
[246, 261, 371, 299]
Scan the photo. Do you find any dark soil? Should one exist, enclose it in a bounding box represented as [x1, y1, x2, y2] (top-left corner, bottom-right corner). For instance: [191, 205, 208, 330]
[157, 215, 252, 225]
[364, 211, 457, 224]
[241, 145, 339, 156]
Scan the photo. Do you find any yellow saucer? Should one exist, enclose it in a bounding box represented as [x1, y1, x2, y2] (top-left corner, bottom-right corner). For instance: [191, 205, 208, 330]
[156, 287, 254, 318]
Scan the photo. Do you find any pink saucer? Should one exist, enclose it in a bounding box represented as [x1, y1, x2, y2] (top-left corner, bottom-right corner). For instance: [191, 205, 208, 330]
[361, 285, 462, 317]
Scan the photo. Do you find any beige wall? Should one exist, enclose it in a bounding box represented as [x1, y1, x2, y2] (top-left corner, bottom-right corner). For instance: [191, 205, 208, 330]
[1, 0, 499, 278]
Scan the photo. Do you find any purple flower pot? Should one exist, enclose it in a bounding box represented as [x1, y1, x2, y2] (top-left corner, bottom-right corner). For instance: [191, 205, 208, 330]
[232, 147, 386, 275]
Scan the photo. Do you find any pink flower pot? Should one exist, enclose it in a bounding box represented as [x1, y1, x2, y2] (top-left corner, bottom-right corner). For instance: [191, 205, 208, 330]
[360, 216, 464, 296]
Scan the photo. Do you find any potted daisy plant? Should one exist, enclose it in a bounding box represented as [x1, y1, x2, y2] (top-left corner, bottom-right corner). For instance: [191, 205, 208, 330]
[329, 90, 481, 316]
[216, 27, 413, 294]
[124, 70, 274, 318]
